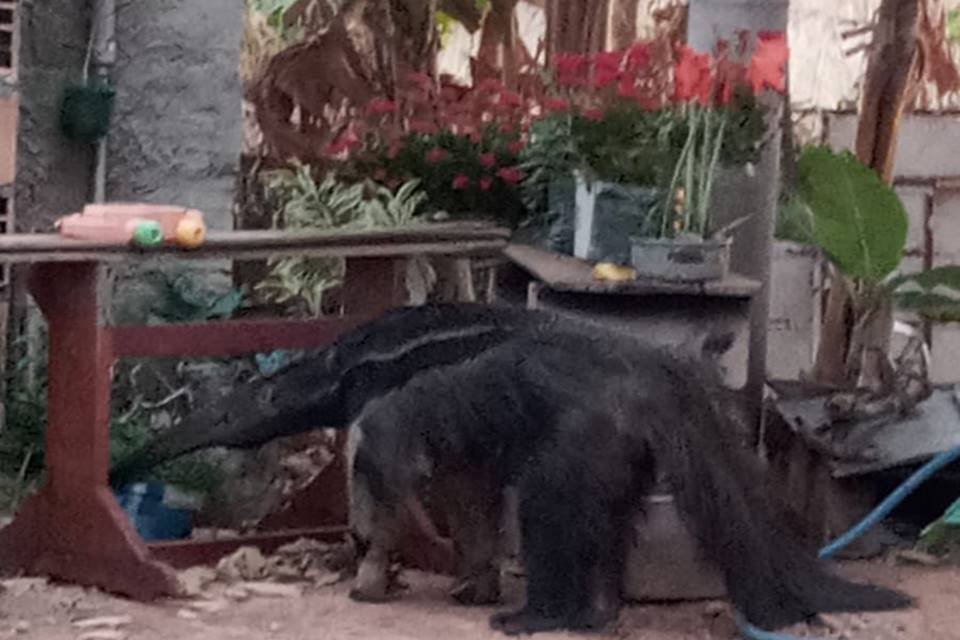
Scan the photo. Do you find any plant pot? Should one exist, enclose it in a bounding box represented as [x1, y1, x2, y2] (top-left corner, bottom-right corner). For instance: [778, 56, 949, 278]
[544, 176, 576, 255]
[629, 235, 732, 282]
[623, 493, 726, 601]
[573, 173, 661, 264]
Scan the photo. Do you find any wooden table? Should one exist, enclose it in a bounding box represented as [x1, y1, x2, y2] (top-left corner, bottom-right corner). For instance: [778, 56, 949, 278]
[0, 223, 510, 599]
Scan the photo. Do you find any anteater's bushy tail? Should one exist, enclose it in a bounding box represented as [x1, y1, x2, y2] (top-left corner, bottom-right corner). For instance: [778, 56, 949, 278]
[644, 359, 913, 630]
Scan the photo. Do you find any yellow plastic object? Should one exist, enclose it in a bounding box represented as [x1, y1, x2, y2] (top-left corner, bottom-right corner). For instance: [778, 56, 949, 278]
[592, 262, 636, 282]
[174, 214, 206, 249]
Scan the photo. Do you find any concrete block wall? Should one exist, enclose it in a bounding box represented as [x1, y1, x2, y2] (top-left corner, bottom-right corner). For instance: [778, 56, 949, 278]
[766, 241, 821, 380]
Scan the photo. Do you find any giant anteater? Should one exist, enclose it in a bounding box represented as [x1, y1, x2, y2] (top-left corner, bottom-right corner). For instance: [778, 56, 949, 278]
[111, 304, 912, 635]
[110, 303, 547, 602]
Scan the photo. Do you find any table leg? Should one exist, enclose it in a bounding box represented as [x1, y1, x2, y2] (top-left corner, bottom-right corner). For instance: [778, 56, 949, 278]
[0, 262, 178, 599]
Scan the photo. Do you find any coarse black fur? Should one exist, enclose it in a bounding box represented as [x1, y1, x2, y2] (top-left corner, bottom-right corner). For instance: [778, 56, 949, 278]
[110, 304, 913, 634]
[108, 302, 557, 487]
[347, 320, 913, 634]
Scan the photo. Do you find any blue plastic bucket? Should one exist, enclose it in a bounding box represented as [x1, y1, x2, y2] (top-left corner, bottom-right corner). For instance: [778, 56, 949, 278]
[113, 482, 194, 541]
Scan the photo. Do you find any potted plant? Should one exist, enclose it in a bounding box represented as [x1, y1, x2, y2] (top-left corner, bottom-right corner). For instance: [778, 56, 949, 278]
[328, 72, 536, 230]
[523, 31, 787, 280]
[783, 144, 960, 411]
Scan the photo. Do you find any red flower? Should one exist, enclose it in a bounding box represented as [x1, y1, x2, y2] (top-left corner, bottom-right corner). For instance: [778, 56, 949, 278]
[479, 152, 497, 168]
[366, 98, 397, 116]
[507, 140, 525, 154]
[497, 166, 523, 185]
[499, 122, 516, 134]
[452, 174, 471, 190]
[543, 97, 570, 113]
[617, 74, 636, 98]
[323, 140, 348, 157]
[673, 46, 713, 105]
[479, 177, 493, 191]
[475, 78, 505, 94]
[554, 52, 587, 86]
[498, 90, 523, 109]
[747, 31, 788, 94]
[440, 86, 466, 103]
[323, 126, 361, 157]
[583, 108, 604, 121]
[426, 147, 449, 163]
[625, 42, 650, 72]
[407, 72, 433, 92]
[593, 51, 623, 88]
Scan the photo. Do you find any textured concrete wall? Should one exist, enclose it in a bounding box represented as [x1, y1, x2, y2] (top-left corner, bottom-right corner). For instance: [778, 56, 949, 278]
[107, 0, 243, 230]
[14, 1, 92, 231]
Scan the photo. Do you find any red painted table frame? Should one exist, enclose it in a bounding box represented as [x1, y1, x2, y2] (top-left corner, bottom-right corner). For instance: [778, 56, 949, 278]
[0, 226, 508, 599]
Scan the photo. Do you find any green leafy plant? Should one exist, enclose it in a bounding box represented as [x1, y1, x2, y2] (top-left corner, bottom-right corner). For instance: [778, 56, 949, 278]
[916, 496, 960, 558]
[256, 165, 428, 314]
[0, 331, 224, 511]
[248, 0, 301, 32]
[784, 145, 960, 385]
[145, 270, 245, 324]
[792, 146, 909, 282]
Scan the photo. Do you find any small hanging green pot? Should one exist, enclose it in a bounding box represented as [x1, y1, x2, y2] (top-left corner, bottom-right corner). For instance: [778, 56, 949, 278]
[59, 77, 116, 143]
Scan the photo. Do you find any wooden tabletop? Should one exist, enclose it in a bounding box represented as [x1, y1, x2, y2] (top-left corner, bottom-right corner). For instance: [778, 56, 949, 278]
[505, 243, 761, 299]
[0, 223, 512, 263]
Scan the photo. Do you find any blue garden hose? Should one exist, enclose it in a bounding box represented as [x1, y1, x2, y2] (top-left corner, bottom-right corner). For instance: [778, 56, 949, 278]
[737, 444, 960, 640]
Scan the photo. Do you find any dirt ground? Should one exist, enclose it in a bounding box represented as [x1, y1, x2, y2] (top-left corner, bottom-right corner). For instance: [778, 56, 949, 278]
[0, 560, 957, 640]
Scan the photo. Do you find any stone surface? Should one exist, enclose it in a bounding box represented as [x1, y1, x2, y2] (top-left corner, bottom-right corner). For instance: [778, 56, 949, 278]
[107, 0, 242, 232]
[14, 0, 93, 232]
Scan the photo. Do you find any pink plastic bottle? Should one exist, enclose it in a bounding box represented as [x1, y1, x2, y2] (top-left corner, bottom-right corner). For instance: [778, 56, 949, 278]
[82, 203, 204, 242]
[56, 213, 163, 246]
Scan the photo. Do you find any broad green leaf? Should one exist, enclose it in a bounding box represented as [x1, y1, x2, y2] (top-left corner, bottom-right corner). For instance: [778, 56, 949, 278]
[945, 496, 960, 525]
[890, 265, 960, 321]
[795, 146, 908, 283]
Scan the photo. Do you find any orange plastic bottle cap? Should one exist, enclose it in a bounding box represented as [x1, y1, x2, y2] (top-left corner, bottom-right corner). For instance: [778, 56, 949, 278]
[175, 216, 206, 249]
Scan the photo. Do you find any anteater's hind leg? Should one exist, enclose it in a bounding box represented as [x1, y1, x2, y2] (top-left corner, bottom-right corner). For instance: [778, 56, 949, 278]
[348, 461, 400, 602]
[439, 470, 504, 605]
[346, 422, 401, 603]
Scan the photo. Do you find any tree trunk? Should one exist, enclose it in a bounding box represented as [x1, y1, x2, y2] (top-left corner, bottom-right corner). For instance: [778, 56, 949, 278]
[811, 0, 921, 387]
[545, 0, 610, 59]
[609, 0, 638, 50]
[477, 0, 520, 86]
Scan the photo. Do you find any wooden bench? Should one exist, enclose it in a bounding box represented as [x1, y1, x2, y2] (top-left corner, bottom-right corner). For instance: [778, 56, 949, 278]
[0, 223, 510, 599]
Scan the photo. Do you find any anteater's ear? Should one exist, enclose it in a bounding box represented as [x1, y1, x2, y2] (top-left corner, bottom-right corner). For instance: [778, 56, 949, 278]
[701, 329, 736, 359]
